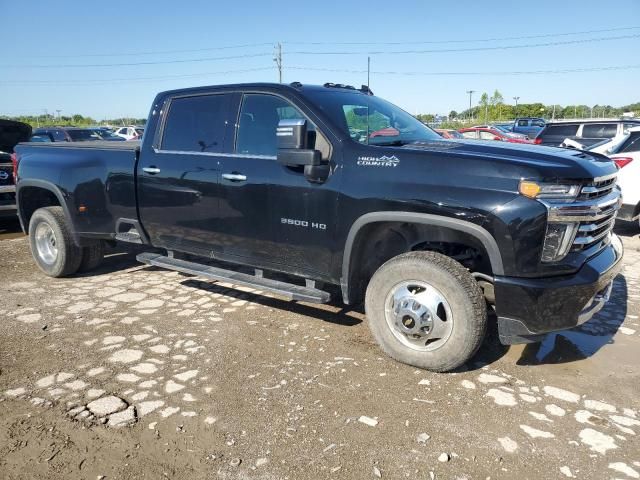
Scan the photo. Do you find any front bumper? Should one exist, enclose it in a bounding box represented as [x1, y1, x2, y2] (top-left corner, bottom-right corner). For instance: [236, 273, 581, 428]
[495, 234, 624, 344]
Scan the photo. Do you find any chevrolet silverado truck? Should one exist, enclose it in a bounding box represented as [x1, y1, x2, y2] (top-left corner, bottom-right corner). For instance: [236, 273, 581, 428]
[14, 82, 624, 372]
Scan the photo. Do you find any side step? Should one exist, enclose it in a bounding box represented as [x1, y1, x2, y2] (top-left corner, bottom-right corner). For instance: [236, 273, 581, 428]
[115, 231, 143, 244]
[136, 252, 331, 304]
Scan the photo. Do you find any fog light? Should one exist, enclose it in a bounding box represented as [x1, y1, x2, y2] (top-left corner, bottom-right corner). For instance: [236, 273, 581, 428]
[541, 222, 578, 262]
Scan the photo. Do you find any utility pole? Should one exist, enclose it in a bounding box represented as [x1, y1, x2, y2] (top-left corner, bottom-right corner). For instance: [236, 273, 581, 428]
[273, 43, 283, 83]
[574, 105, 577, 119]
[513, 96, 520, 118]
[552, 104, 556, 120]
[466, 90, 475, 122]
[56, 109, 61, 122]
[367, 56, 370, 89]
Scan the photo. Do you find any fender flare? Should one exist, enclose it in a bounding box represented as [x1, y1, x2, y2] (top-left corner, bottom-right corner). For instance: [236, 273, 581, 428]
[16, 179, 79, 244]
[340, 211, 504, 303]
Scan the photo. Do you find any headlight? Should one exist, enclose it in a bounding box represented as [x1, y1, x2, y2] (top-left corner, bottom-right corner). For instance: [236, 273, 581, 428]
[541, 222, 578, 262]
[519, 180, 580, 200]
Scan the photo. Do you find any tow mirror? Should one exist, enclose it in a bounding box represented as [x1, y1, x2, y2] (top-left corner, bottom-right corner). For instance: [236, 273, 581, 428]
[277, 119, 321, 167]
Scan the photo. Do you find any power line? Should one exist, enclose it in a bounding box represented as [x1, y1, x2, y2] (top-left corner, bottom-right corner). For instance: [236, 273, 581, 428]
[15, 26, 640, 60]
[0, 67, 275, 86]
[286, 26, 640, 45]
[286, 64, 640, 76]
[31, 42, 275, 59]
[285, 33, 640, 56]
[5, 32, 639, 69]
[2, 52, 273, 69]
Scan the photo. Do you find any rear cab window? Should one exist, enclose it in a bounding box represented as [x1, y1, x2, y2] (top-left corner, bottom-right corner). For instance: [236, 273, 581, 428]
[161, 93, 232, 153]
[581, 123, 617, 138]
[544, 124, 579, 137]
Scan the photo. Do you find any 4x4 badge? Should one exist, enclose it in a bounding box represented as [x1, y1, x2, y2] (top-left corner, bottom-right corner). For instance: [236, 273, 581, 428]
[357, 155, 400, 167]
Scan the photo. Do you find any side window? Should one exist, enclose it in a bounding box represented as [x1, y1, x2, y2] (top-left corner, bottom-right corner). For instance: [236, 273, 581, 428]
[236, 94, 312, 157]
[532, 120, 545, 127]
[623, 123, 637, 134]
[162, 93, 231, 153]
[479, 130, 497, 140]
[619, 132, 640, 153]
[51, 130, 67, 141]
[461, 131, 477, 139]
[517, 120, 528, 127]
[582, 123, 617, 138]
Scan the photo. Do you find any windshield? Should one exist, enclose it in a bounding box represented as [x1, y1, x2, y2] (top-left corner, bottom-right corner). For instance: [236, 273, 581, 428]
[304, 90, 441, 146]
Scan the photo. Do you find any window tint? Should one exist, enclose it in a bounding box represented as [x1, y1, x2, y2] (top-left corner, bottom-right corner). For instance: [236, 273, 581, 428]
[162, 94, 231, 152]
[517, 120, 528, 127]
[582, 123, 617, 138]
[532, 120, 545, 127]
[544, 124, 579, 137]
[619, 132, 640, 153]
[236, 94, 310, 156]
[623, 123, 639, 134]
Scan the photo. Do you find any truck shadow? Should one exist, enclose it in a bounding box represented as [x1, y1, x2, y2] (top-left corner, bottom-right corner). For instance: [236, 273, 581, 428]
[180, 277, 363, 328]
[515, 274, 628, 366]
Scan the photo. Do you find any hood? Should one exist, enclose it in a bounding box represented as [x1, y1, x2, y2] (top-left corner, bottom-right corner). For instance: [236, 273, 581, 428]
[0, 119, 32, 154]
[400, 139, 618, 181]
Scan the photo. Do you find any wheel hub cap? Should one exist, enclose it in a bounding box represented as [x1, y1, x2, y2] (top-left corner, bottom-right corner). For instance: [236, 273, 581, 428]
[35, 222, 58, 265]
[384, 281, 454, 351]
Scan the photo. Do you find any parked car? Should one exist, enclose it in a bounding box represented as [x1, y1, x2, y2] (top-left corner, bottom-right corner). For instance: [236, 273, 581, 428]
[586, 126, 640, 227]
[493, 123, 514, 132]
[32, 127, 105, 142]
[88, 128, 126, 141]
[458, 127, 533, 144]
[512, 117, 546, 138]
[434, 129, 464, 139]
[114, 126, 144, 140]
[15, 82, 623, 372]
[0, 120, 32, 217]
[534, 119, 640, 147]
[472, 125, 528, 140]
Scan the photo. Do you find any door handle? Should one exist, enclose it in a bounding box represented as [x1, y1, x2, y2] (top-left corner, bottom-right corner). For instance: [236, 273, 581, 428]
[222, 173, 247, 182]
[143, 166, 161, 175]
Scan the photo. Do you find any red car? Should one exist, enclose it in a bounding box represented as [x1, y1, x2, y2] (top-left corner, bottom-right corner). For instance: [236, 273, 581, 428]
[435, 129, 464, 139]
[458, 127, 533, 144]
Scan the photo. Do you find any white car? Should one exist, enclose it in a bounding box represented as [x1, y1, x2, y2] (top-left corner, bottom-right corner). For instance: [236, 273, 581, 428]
[113, 126, 144, 141]
[594, 126, 640, 227]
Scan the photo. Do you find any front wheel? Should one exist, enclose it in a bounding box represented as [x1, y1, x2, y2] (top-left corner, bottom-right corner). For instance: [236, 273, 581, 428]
[29, 206, 82, 277]
[365, 251, 487, 372]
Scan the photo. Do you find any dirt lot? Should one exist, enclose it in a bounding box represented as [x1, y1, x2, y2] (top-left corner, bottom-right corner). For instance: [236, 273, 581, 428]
[1, 221, 639, 480]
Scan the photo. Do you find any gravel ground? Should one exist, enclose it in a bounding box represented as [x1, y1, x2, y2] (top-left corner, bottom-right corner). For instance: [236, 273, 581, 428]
[0, 221, 639, 480]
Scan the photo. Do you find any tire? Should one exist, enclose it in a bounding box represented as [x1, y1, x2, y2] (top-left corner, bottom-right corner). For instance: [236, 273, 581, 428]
[365, 251, 487, 372]
[79, 241, 105, 272]
[28, 206, 82, 278]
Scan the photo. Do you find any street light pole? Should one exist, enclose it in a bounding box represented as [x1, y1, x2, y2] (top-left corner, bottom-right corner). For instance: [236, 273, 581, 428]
[466, 90, 475, 122]
[513, 96, 520, 118]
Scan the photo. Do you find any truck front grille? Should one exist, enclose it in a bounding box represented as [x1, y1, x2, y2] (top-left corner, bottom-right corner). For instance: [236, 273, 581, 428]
[577, 177, 616, 200]
[545, 174, 620, 256]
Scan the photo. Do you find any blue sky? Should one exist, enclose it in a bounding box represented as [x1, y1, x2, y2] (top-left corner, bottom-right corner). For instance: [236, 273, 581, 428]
[1, 0, 638, 120]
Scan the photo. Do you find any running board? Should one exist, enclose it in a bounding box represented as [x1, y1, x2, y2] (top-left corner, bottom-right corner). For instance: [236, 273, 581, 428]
[136, 252, 331, 304]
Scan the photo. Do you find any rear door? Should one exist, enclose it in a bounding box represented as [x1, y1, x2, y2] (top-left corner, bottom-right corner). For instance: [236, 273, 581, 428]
[215, 91, 339, 277]
[137, 91, 234, 256]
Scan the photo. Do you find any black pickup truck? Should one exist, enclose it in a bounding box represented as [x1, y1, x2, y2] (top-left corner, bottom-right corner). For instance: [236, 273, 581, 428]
[14, 82, 623, 371]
